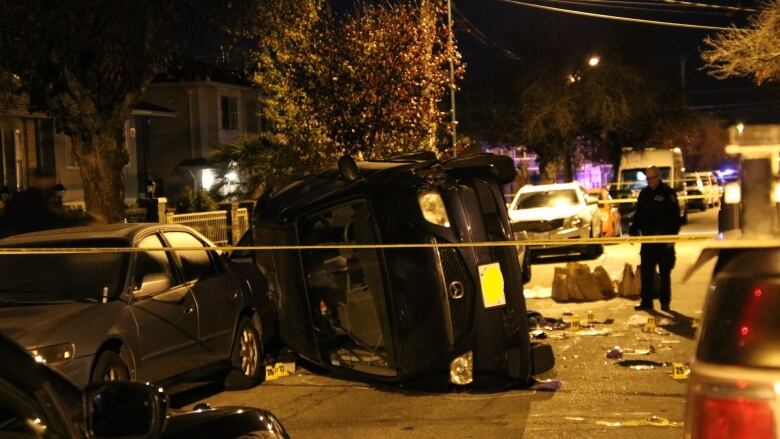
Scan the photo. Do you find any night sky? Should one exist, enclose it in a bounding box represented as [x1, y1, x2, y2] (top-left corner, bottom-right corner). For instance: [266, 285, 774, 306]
[455, 0, 777, 124]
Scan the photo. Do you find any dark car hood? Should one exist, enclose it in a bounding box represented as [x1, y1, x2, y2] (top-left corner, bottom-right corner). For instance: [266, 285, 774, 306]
[164, 406, 289, 439]
[0, 301, 102, 348]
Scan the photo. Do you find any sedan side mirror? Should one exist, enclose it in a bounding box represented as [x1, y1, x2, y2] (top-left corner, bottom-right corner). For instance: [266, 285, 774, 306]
[136, 273, 171, 296]
[84, 381, 167, 439]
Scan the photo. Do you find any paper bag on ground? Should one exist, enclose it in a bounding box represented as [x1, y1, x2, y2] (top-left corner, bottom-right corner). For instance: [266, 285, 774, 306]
[592, 266, 615, 296]
[552, 267, 569, 301]
[618, 263, 635, 297]
[572, 265, 602, 300]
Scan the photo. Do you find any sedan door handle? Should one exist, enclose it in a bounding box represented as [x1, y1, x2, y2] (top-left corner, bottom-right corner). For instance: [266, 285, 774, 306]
[184, 305, 195, 315]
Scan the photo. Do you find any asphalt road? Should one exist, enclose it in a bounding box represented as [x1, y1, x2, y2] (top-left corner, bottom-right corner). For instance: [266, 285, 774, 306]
[183, 208, 720, 439]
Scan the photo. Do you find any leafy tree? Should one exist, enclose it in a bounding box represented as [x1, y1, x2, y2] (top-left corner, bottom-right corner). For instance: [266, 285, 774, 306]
[308, 0, 463, 158]
[0, 1, 255, 223]
[210, 133, 304, 199]
[247, 0, 462, 167]
[702, 1, 780, 83]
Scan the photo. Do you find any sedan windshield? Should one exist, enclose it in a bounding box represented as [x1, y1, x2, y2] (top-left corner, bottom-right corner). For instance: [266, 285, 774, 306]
[514, 189, 579, 209]
[0, 240, 128, 303]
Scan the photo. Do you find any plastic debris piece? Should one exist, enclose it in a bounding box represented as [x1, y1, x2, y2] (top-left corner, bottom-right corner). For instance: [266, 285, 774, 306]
[658, 318, 674, 326]
[596, 416, 683, 428]
[577, 328, 612, 336]
[606, 347, 623, 359]
[615, 359, 671, 370]
[562, 309, 573, 316]
[531, 379, 562, 391]
[530, 329, 548, 339]
[524, 286, 552, 299]
[653, 327, 670, 335]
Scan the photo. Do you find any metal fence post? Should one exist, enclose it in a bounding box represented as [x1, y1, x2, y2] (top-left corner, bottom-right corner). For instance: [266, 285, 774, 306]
[220, 201, 240, 244]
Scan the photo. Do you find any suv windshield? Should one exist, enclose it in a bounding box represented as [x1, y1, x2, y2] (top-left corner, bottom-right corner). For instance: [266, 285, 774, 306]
[0, 240, 128, 303]
[514, 189, 579, 209]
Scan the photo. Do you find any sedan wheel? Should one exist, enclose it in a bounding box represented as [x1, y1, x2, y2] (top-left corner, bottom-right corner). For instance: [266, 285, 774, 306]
[91, 350, 130, 383]
[239, 325, 259, 377]
[224, 317, 264, 390]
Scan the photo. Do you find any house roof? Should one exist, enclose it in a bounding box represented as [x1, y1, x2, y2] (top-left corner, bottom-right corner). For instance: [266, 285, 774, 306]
[131, 101, 177, 118]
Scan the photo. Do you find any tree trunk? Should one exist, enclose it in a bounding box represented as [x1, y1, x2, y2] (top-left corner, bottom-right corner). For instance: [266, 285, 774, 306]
[74, 136, 128, 224]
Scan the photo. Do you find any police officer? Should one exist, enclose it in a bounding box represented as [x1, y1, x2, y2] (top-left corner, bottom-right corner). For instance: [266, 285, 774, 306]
[628, 165, 681, 312]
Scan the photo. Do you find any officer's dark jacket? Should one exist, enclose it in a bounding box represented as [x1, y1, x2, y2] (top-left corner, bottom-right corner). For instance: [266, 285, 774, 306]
[629, 181, 681, 236]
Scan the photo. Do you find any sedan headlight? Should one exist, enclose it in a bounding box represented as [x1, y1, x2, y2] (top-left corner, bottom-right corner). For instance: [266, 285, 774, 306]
[418, 192, 450, 227]
[449, 351, 473, 385]
[564, 215, 582, 228]
[29, 343, 75, 366]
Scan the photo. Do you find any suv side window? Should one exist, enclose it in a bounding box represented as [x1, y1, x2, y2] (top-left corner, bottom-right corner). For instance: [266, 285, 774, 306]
[164, 231, 218, 282]
[134, 235, 176, 294]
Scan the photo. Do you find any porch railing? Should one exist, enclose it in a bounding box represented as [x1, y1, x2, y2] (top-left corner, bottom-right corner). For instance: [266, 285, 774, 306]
[167, 211, 229, 245]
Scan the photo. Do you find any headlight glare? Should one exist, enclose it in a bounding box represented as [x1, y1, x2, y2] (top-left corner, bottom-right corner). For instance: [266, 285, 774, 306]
[449, 351, 473, 385]
[28, 343, 75, 366]
[418, 192, 450, 227]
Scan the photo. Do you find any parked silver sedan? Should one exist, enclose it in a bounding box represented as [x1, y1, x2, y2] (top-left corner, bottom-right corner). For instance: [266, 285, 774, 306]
[0, 223, 272, 390]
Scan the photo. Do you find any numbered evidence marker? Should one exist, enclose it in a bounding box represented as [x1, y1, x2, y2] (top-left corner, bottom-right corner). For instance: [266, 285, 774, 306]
[570, 316, 582, 331]
[644, 316, 656, 332]
[265, 362, 296, 381]
[672, 362, 688, 380]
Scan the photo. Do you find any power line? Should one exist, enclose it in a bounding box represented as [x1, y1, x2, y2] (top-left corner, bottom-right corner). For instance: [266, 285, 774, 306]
[533, 0, 748, 16]
[654, 0, 757, 13]
[453, 3, 523, 60]
[497, 0, 734, 30]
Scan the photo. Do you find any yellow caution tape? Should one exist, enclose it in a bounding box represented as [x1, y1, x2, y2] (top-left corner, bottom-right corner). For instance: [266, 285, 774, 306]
[597, 194, 712, 205]
[0, 233, 717, 254]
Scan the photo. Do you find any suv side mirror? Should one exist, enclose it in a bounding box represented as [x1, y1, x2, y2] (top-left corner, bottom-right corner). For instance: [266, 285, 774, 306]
[136, 273, 171, 296]
[84, 381, 167, 439]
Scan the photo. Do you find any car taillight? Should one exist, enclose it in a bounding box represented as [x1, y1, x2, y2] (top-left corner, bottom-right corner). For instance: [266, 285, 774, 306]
[692, 396, 774, 439]
[687, 378, 776, 439]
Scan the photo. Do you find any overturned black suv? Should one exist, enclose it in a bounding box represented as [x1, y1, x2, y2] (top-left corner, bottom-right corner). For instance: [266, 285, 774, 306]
[251, 152, 554, 391]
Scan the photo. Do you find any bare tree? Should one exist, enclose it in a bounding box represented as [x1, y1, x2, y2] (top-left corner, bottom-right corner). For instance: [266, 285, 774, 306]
[702, 1, 780, 83]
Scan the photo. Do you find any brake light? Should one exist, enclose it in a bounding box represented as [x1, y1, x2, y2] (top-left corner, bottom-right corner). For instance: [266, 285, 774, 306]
[691, 395, 775, 439]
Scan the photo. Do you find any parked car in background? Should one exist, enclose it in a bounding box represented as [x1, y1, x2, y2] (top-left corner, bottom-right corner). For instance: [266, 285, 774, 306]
[684, 173, 708, 211]
[0, 333, 289, 438]
[684, 242, 780, 438]
[587, 187, 622, 237]
[694, 171, 720, 208]
[508, 182, 603, 258]
[614, 148, 688, 224]
[0, 223, 273, 390]
[252, 152, 554, 391]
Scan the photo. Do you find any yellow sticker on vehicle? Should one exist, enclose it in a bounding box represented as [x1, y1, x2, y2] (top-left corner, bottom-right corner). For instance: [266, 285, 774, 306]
[479, 262, 506, 308]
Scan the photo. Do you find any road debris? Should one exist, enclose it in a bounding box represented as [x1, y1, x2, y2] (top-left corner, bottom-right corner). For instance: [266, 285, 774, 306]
[530, 378, 562, 391]
[615, 360, 672, 370]
[596, 416, 683, 428]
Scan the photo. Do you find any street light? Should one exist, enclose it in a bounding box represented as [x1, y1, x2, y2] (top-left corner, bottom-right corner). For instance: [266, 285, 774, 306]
[588, 55, 601, 67]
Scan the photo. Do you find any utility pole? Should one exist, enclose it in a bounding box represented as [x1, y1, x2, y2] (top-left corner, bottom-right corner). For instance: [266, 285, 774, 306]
[447, 0, 458, 156]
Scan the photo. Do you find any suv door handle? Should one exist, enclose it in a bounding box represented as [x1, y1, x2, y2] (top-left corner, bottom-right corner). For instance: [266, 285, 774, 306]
[184, 305, 195, 315]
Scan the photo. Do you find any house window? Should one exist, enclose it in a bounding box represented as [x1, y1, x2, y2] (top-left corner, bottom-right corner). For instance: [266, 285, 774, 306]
[35, 119, 56, 176]
[220, 96, 238, 131]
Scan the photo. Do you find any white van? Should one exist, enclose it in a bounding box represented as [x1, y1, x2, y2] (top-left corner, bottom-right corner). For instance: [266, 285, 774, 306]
[615, 148, 688, 224]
